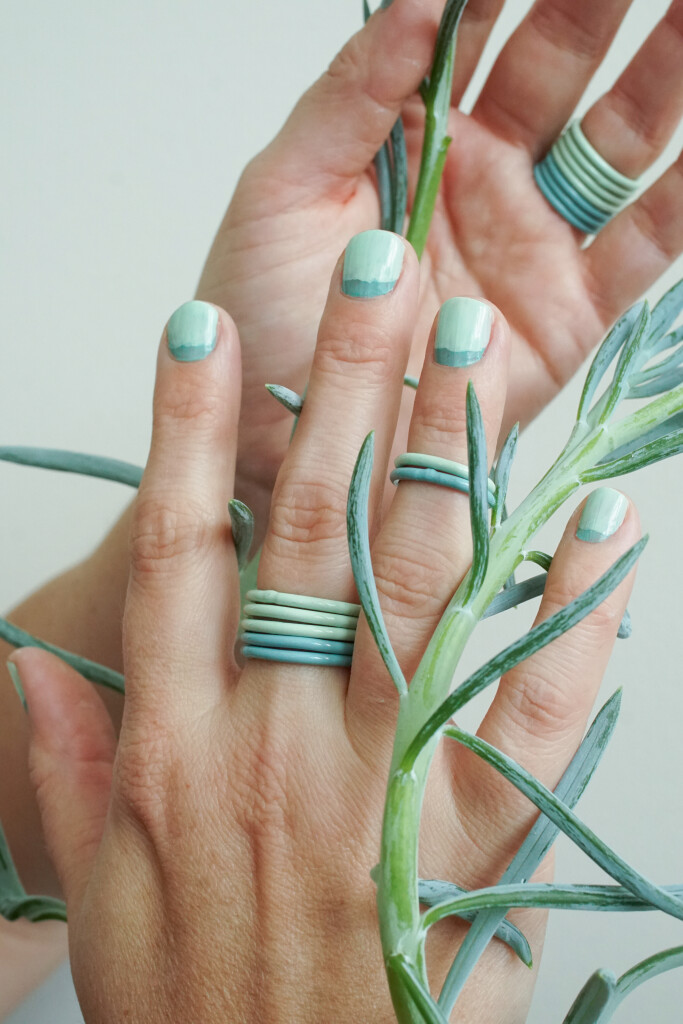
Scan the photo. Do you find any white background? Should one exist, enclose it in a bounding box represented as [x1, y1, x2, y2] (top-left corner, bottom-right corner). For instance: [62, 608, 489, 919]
[2, 0, 682, 1020]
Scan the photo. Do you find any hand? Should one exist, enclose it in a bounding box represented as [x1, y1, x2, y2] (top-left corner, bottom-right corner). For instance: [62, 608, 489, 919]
[196, 0, 682, 537]
[10, 232, 640, 1022]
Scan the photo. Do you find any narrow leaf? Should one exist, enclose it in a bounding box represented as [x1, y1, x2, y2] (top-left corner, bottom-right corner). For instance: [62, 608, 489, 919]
[0, 446, 143, 488]
[576, 304, 643, 422]
[429, 0, 469, 98]
[404, 540, 646, 769]
[628, 364, 683, 398]
[444, 726, 683, 922]
[347, 434, 407, 696]
[389, 116, 408, 234]
[563, 970, 618, 1024]
[418, 880, 532, 965]
[388, 955, 450, 1024]
[1, 894, 67, 923]
[404, 374, 420, 390]
[582, 428, 683, 482]
[265, 383, 303, 417]
[616, 945, 683, 1001]
[462, 383, 489, 603]
[0, 617, 125, 695]
[647, 278, 683, 342]
[491, 422, 518, 528]
[228, 499, 254, 570]
[438, 690, 622, 1013]
[598, 409, 683, 464]
[374, 142, 394, 231]
[598, 303, 651, 423]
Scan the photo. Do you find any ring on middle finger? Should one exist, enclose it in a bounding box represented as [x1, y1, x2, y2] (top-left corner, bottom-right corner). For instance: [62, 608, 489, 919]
[390, 452, 497, 508]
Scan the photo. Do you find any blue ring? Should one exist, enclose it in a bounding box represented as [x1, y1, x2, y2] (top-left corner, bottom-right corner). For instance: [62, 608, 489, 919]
[543, 153, 613, 223]
[534, 161, 604, 233]
[242, 646, 352, 668]
[241, 632, 354, 655]
[390, 466, 496, 507]
[534, 161, 605, 234]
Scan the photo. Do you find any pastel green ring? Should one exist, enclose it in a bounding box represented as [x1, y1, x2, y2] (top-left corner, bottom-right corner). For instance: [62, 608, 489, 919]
[560, 130, 633, 200]
[242, 646, 352, 668]
[568, 122, 640, 192]
[241, 619, 358, 642]
[241, 631, 355, 654]
[394, 453, 496, 498]
[242, 602, 360, 629]
[246, 589, 360, 617]
[551, 139, 622, 213]
[554, 134, 628, 206]
[389, 466, 496, 508]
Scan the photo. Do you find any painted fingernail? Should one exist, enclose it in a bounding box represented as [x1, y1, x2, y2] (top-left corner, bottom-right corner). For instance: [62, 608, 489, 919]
[167, 300, 218, 362]
[434, 297, 493, 367]
[342, 230, 405, 298]
[7, 659, 27, 713]
[576, 488, 628, 543]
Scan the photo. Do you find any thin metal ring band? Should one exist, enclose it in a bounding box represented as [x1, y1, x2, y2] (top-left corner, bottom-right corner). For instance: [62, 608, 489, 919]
[389, 466, 497, 508]
[567, 121, 639, 192]
[241, 618, 358, 642]
[246, 589, 360, 617]
[394, 453, 496, 497]
[241, 632, 355, 655]
[539, 156, 608, 230]
[242, 646, 353, 668]
[242, 602, 359, 629]
[533, 162, 606, 234]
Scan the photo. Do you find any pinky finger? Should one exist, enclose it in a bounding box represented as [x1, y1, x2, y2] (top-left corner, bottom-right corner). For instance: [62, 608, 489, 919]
[584, 150, 683, 327]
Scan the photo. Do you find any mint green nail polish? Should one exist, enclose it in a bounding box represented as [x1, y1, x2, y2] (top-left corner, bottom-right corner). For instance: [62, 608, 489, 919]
[342, 230, 404, 298]
[167, 301, 218, 362]
[7, 660, 27, 713]
[434, 297, 493, 367]
[576, 488, 628, 543]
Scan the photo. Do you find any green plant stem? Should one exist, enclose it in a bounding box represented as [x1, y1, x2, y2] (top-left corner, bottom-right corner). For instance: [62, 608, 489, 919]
[376, 397, 664, 1023]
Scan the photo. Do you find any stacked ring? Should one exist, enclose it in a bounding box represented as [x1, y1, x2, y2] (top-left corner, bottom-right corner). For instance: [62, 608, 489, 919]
[390, 453, 496, 508]
[534, 120, 641, 234]
[240, 589, 361, 667]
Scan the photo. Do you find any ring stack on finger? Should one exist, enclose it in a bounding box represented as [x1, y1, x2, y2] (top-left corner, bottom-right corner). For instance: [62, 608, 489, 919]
[240, 590, 361, 667]
[390, 453, 497, 508]
[534, 120, 641, 234]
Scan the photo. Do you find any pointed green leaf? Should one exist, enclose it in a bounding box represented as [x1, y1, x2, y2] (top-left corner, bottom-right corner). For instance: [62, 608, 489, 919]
[576, 304, 644, 422]
[616, 945, 683, 1001]
[0, 617, 125, 695]
[388, 955, 450, 1024]
[462, 383, 489, 604]
[597, 303, 651, 423]
[628, 364, 683, 398]
[389, 116, 408, 234]
[563, 970, 618, 1024]
[647, 278, 683, 342]
[583, 428, 683, 482]
[347, 434, 407, 696]
[444, 726, 683, 922]
[0, 447, 143, 487]
[265, 383, 304, 417]
[374, 142, 394, 231]
[429, 0, 469, 98]
[0, 821, 67, 923]
[403, 541, 646, 769]
[438, 690, 622, 1013]
[228, 499, 255, 571]
[491, 422, 518, 529]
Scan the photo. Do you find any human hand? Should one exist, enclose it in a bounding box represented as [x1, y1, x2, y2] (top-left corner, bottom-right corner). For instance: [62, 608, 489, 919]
[196, 0, 683, 537]
[10, 231, 640, 1022]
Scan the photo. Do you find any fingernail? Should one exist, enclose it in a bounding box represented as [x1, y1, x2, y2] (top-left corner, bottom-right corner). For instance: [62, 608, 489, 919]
[342, 230, 404, 298]
[576, 488, 628, 543]
[7, 659, 28, 713]
[167, 300, 218, 362]
[434, 297, 493, 367]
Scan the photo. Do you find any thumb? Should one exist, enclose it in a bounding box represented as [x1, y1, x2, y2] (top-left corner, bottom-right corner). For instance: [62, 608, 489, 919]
[271, 1, 439, 190]
[8, 648, 116, 915]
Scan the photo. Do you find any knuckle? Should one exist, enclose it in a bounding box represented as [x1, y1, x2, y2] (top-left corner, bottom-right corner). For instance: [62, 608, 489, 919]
[267, 475, 348, 551]
[410, 393, 468, 451]
[372, 540, 454, 621]
[155, 386, 223, 437]
[318, 321, 398, 386]
[114, 728, 176, 841]
[130, 495, 214, 579]
[325, 34, 367, 98]
[501, 666, 580, 740]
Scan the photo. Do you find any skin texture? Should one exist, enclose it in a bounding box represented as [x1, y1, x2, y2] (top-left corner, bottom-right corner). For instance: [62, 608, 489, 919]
[1, 0, 681, 1011]
[10, 256, 641, 1022]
